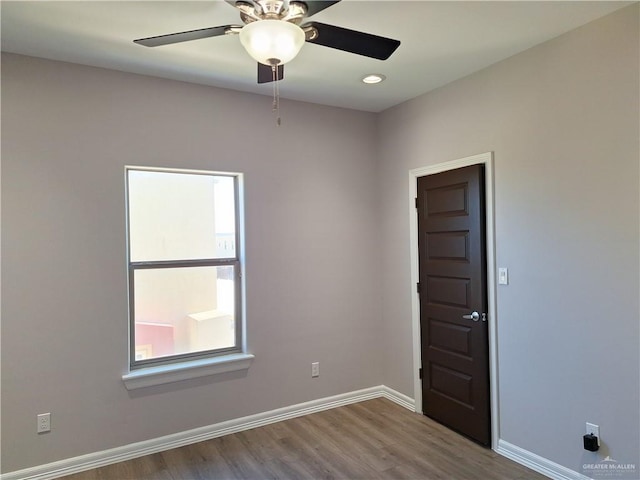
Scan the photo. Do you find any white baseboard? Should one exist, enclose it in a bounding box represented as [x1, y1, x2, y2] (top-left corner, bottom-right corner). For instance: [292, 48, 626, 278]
[7, 390, 590, 480]
[496, 439, 590, 480]
[380, 384, 415, 411]
[2, 385, 414, 480]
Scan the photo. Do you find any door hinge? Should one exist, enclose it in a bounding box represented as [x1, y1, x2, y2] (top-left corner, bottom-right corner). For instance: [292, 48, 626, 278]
[419, 368, 423, 379]
[416, 282, 421, 293]
[415, 197, 419, 209]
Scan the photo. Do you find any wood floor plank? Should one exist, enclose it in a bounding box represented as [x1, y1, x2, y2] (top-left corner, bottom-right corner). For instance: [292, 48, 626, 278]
[301, 411, 398, 473]
[161, 441, 232, 480]
[63, 453, 170, 480]
[61, 398, 549, 480]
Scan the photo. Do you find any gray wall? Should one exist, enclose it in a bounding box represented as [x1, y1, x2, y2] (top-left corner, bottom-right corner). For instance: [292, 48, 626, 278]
[2, 3, 639, 477]
[377, 3, 639, 474]
[1, 54, 382, 472]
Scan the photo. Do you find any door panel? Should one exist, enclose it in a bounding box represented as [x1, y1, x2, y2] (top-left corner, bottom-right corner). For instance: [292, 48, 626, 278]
[426, 276, 470, 308]
[426, 232, 469, 261]
[428, 319, 472, 357]
[417, 164, 490, 446]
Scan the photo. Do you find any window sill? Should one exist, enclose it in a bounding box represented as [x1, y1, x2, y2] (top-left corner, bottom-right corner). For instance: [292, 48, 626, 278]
[122, 353, 255, 390]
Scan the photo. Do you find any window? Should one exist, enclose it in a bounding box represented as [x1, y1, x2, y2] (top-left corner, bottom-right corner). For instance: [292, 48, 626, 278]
[125, 167, 243, 371]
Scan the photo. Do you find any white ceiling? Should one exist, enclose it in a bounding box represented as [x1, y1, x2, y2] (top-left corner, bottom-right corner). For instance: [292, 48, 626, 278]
[1, 1, 632, 112]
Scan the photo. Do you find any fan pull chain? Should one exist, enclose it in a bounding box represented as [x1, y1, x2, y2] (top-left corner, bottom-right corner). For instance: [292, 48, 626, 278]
[271, 64, 281, 126]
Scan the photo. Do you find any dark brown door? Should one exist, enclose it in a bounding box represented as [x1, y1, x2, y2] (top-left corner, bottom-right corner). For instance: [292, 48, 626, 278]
[417, 164, 490, 446]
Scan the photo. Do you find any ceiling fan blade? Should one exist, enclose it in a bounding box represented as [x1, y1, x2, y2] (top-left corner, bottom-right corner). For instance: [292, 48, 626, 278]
[304, 22, 400, 60]
[303, 1, 341, 17]
[133, 25, 234, 47]
[258, 63, 284, 84]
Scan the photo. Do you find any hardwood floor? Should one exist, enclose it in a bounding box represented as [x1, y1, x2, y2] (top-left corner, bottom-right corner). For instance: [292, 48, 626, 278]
[62, 398, 548, 480]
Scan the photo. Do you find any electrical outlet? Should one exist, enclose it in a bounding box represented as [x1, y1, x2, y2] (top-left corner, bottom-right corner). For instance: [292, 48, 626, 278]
[311, 362, 319, 378]
[37, 413, 51, 433]
[586, 422, 600, 445]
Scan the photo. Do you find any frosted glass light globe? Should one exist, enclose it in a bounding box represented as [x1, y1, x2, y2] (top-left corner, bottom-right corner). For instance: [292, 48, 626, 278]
[239, 20, 305, 66]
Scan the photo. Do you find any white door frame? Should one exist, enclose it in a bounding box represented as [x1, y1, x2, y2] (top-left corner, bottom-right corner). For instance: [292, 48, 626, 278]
[408, 151, 499, 450]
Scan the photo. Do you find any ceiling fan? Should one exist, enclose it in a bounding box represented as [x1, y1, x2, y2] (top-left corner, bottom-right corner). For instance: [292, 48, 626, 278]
[134, 0, 401, 84]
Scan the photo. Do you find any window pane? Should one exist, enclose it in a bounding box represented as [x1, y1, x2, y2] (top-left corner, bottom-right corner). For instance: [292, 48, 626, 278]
[128, 170, 236, 262]
[133, 266, 236, 361]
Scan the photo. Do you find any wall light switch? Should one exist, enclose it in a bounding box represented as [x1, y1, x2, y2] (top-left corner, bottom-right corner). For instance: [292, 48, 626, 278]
[498, 268, 509, 285]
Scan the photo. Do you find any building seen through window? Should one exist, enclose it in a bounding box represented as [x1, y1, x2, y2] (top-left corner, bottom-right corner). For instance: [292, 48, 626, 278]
[126, 168, 241, 367]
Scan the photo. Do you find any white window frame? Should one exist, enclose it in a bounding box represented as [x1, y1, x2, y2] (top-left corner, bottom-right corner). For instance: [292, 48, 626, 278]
[121, 166, 253, 390]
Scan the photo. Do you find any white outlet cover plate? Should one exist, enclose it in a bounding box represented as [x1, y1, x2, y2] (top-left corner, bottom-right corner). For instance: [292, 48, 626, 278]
[586, 422, 600, 445]
[37, 413, 51, 433]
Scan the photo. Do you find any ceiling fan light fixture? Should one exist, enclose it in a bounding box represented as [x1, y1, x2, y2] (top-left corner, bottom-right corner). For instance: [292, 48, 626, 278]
[239, 19, 305, 66]
[362, 74, 386, 84]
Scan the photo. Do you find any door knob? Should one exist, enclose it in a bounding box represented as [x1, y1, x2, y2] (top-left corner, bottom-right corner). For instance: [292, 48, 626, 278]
[462, 311, 480, 321]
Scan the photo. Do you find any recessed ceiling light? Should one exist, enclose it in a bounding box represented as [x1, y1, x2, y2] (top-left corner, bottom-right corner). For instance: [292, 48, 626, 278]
[362, 74, 386, 84]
